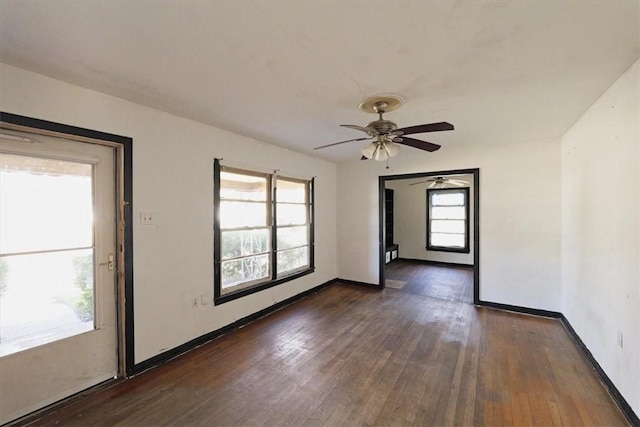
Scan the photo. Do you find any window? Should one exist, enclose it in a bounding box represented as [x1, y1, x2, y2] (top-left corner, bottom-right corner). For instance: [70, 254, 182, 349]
[219, 170, 271, 290]
[276, 177, 311, 276]
[214, 160, 314, 304]
[427, 188, 470, 253]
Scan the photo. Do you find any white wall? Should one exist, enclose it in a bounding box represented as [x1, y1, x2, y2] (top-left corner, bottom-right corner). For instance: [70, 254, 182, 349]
[386, 174, 475, 265]
[337, 138, 562, 311]
[561, 59, 640, 415]
[0, 63, 338, 364]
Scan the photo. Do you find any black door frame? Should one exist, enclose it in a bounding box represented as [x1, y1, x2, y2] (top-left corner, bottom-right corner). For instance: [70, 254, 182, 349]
[378, 168, 480, 304]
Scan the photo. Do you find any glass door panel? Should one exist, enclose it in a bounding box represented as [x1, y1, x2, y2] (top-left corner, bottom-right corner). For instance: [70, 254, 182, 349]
[0, 154, 96, 357]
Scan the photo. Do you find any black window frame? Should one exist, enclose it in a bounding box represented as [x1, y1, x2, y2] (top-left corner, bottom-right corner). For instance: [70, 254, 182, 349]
[426, 187, 470, 254]
[213, 159, 314, 305]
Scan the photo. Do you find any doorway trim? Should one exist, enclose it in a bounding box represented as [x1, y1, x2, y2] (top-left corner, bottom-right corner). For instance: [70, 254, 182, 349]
[0, 112, 134, 376]
[378, 168, 480, 304]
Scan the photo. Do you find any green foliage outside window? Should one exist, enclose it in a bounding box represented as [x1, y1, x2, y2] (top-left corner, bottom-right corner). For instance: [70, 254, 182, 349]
[72, 254, 94, 321]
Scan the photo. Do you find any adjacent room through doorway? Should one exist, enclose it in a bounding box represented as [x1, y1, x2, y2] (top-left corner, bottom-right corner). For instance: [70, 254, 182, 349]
[380, 169, 479, 304]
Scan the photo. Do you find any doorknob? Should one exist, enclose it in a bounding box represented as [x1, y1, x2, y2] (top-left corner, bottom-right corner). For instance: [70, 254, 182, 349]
[99, 253, 115, 271]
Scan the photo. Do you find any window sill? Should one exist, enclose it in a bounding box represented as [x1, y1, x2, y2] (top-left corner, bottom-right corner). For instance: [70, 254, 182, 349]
[214, 267, 315, 305]
[426, 246, 470, 254]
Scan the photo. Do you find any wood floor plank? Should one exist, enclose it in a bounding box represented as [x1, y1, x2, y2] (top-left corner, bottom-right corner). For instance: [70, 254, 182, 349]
[14, 280, 630, 427]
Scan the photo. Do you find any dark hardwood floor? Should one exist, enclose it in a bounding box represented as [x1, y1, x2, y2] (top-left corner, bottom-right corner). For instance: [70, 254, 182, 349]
[17, 283, 628, 426]
[386, 259, 474, 303]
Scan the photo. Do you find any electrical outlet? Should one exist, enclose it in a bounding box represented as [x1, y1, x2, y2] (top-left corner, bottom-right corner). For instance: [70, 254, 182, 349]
[140, 211, 155, 225]
[200, 294, 209, 306]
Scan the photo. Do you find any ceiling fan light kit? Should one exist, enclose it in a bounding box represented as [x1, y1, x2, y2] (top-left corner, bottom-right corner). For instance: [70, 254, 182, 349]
[361, 141, 378, 159]
[382, 140, 399, 157]
[361, 137, 400, 161]
[314, 95, 454, 162]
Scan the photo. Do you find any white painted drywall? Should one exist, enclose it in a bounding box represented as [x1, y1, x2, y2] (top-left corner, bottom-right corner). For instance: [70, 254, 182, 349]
[386, 174, 475, 265]
[561, 59, 640, 415]
[0, 63, 338, 367]
[337, 139, 561, 311]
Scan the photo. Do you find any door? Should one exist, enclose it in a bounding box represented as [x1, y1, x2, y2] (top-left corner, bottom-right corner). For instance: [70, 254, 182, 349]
[0, 130, 118, 424]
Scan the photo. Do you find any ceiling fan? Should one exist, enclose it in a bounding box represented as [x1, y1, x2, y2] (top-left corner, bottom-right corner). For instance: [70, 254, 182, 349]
[314, 95, 454, 161]
[409, 176, 468, 188]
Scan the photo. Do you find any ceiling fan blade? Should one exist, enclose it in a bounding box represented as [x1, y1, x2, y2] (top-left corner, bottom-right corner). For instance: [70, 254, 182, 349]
[408, 179, 430, 186]
[313, 137, 372, 150]
[340, 124, 376, 135]
[393, 136, 441, 152]
[449, 179, 468, 186]
[395, 122, 454, 135]
[428, 181, 438, 188]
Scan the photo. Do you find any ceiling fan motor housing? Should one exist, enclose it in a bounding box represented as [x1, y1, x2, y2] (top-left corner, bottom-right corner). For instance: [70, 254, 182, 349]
[368, 119, 397, 135]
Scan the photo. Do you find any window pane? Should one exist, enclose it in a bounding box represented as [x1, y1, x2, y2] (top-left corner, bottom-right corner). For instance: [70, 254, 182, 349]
[220, 201, 267, 228]
[277, 246, 309, 275]
[431, 233, 465, 248]
[0, 153, 93, 254]
[0, 249, 94, 357]
[277, 179, 306, 203]
[277, 203, 307, 225]
[221, 229, 270, 260]
[431, 192, 464, 206]
[431, 220, 465, 234]
[431, 206, 465, 220]
[220, 171, 267, 201]
[221, 254, 270, 289]
[277, 226, 308, 250]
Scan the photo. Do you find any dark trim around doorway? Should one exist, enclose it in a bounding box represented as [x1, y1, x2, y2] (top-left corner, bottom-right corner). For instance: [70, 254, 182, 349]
[379, 168, 480, 304]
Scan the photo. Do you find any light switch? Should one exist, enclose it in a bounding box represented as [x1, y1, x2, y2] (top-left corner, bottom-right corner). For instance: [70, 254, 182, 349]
[200, 294, 209, 306]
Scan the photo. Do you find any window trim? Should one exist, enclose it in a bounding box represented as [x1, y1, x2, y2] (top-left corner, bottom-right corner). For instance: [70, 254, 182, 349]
[213, 160, 314, 305]
[426, 187, 470, 254]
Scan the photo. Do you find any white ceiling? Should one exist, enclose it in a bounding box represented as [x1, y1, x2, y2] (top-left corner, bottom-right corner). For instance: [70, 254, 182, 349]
[1, 1, 638, 163]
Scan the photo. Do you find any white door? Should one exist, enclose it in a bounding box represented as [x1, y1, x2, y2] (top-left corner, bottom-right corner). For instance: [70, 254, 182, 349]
[0, 130, 118, 424]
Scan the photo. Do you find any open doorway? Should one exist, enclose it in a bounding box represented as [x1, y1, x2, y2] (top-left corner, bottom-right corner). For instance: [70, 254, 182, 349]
[378, 169, 479, 304]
